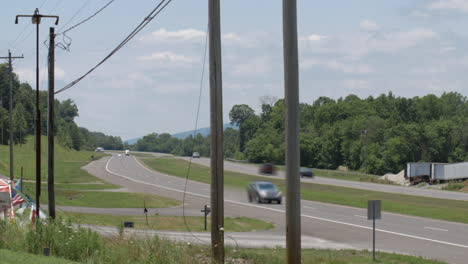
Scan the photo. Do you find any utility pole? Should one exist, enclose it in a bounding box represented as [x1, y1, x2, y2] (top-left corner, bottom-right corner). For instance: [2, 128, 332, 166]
[209, 0, 224, 262]
[282, 0, 301, 263]
[47, 27, 56, 219]
[16, 8, 59, 220]
[0, 51, 24, 181]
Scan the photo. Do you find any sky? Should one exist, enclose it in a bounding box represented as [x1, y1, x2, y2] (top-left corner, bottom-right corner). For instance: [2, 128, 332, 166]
[1, 0, 468, 140]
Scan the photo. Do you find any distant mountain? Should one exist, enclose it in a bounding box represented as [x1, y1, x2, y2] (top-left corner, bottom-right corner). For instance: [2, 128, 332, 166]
[124, 123, 238, 144]
[125, 137, 140, 145]
[172, 124, 238, 139]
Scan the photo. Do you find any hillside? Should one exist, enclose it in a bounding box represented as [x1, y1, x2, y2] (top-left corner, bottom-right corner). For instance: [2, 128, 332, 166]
[0, 136, 101, 182]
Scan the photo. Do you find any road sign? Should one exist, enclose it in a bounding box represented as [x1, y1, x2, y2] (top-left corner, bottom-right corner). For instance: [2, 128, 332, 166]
[368, 200, 381, 261]
[368, 200, 381, 220]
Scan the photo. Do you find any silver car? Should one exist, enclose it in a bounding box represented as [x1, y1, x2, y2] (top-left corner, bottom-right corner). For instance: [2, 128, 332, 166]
[247, 181, 282, 204]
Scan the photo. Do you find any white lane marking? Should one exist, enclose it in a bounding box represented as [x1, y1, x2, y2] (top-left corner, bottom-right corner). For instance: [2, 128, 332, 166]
[354, 215, 367, 219]
[425, 226, 449, 232]
[105, 156, 468, 249]
[303, 206, 316, 210]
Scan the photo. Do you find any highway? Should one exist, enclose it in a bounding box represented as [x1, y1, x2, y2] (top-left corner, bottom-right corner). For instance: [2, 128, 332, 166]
[85, 154, 468, 264]
[177, 156, 468, 201]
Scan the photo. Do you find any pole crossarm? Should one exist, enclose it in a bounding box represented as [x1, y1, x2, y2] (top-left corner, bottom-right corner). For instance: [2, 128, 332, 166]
[15, 8, 59, 25]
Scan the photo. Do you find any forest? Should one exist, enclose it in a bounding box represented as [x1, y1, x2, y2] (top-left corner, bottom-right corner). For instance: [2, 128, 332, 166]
[133, 92, 468, 175]
[0, 64, 123, 151]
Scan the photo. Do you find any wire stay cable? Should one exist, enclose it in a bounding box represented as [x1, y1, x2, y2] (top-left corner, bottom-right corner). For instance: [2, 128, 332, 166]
[180, 24, 210, 245]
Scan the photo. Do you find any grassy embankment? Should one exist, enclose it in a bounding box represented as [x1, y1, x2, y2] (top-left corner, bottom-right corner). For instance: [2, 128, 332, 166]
[141, 157, 468, 224]
[273, 163, 392, 183]
[0, 219, 448, 264]
[0, 136, 179, 208]
[61, 212, 273, 232]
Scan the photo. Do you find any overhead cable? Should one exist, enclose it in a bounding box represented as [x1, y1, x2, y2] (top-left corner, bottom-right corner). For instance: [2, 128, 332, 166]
[58, 0, 115, 35]
[55, 0, 174, 94]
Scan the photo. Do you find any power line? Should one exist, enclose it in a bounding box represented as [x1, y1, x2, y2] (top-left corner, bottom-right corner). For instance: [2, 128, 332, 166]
[8, 0, 49, 49]
[59, 0, 115, 35]
[55, 0, 116, 52]
[55, 0, 174, 95]
[58, 0, 92, 32]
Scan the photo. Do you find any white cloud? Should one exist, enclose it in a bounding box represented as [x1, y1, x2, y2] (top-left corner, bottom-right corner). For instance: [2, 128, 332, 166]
[16, 67, 66, 85]
[301, 28, 439, 59]
[140, 28, 205, 43]
[301, 59, 375, 74]
[360, 20, 380, 31]
[427, 0, 468, 13]
[374, 28, 438, 52]
[342, 79, 370, 90]
[231, 57, 274, 77]
[410, 67, 447, 75]
[302, 34, 328, 41]
[138, 51, 195, 64]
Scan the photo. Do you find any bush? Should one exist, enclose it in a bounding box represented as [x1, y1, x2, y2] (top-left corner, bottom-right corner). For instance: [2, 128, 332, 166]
[0, 218, 102, 262]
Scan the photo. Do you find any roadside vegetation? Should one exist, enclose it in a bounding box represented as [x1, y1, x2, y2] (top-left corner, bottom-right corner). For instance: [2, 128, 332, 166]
[130, 93, 468, 176]
[61, 212, 273, 232]
[442, 181, 468, 192]
[0, 249, 77, 264]
[0, 219, 448, 264]
[141, 157, 468, 224]
[0, 65, 124, 152]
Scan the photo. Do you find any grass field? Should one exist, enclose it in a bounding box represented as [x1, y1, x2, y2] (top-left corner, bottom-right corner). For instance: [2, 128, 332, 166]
[141, 157, 468, 224]
[61, 212, 273, 232]
[274, 164, 392, 184]
[22, 185, 180, 208]
[235, 248, 447, 264]
[0, 249, 77, 264]
[0, 221, 448, 264]
[0, 136, 108, 183]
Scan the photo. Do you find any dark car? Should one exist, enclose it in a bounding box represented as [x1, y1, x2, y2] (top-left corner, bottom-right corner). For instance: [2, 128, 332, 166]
[300, 167, 314, 178]
[247, 181, 282, 204]
[259, 163, 276, 175]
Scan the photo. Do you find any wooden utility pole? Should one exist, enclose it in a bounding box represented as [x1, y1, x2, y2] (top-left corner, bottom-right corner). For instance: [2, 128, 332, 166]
[47, 27, 56, 219]
[209, 0, 224, 262]
[282, 0, 301, 263]
[0, 51, 24, 181]
[16, 8, 59, 219]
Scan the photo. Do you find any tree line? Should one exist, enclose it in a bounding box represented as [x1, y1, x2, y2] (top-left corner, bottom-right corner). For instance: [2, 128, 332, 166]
[0, 64, 123, 151]
[132, 92, 467, 175]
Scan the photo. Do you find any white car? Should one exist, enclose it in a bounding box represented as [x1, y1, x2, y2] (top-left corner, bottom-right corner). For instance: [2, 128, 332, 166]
[125, 150, 130, 156]
[192, 152, 200, 158]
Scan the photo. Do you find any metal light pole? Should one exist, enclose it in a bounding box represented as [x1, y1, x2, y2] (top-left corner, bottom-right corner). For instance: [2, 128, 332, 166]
[0, 51, 24, 181]
[283, 0, 301, 263]
[16, 8, 59, 220]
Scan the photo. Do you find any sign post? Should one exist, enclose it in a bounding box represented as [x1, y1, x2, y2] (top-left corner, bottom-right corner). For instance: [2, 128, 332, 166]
[201, 205, 211, 231]
[368, 200, 381, 261]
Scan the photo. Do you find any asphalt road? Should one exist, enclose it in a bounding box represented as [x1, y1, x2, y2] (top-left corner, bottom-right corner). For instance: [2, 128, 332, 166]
[177, 156, 468, 201]
[85, 154, 468, 264]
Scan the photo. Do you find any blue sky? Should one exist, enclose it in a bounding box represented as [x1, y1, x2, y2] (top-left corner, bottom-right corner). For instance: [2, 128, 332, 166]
[1, 0, 468, 140]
